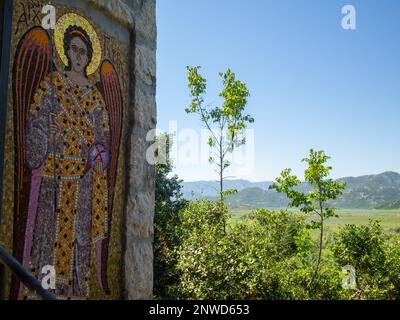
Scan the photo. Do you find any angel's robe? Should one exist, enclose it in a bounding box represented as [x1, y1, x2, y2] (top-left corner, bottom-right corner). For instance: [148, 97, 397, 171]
[23, 71, 110, 299]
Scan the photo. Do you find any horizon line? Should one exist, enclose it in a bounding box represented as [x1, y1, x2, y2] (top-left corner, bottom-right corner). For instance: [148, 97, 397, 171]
[180, 170, 400, 184]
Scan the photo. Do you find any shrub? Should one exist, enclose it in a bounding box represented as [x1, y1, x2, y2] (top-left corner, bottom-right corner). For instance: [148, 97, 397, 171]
[176, 204, 344, 300]
[384, 235, 400, 299]
[332, 220, 400, 299]
[153, 155, 188, 299]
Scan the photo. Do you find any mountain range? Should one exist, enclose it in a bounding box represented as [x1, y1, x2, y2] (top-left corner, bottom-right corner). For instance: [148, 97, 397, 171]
[181, 172, 400, 210]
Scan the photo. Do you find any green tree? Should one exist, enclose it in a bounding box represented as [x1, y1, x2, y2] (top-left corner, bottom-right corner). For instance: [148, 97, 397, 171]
[154, 134, 188, 298]
[185, 66, 254, 205]
[272, 149, 346, 288]
[332, 220, 398, 299]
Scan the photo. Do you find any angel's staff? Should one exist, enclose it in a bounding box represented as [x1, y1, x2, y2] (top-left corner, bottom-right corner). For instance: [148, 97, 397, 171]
[48, 22, 58, 216]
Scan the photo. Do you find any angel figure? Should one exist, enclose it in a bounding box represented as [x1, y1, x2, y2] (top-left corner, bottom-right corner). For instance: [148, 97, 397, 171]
[11, 13, 123, 300]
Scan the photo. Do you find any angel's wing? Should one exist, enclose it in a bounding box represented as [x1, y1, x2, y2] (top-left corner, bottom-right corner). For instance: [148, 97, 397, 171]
[97, 60, 123, 294]
[11, 26, 51, 299]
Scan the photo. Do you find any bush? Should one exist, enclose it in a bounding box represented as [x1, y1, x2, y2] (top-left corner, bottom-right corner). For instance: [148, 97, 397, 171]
[332, 220, 400, 299]
[157, 196, 398, 300]
[176, 204, 344, 300]
[153, 159, 188, 299]
[384, 235, 400, 299]
[248, 209, 308, 258]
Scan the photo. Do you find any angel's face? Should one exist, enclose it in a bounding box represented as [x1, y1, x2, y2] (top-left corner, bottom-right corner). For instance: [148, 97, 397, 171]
[67, 36, 89, 74]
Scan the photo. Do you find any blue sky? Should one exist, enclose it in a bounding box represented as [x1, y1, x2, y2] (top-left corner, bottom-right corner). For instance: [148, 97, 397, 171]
[156, 0, 400, 182]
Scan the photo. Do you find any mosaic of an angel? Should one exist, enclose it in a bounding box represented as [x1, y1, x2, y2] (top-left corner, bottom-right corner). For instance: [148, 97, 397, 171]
[11, 13, 123, 299]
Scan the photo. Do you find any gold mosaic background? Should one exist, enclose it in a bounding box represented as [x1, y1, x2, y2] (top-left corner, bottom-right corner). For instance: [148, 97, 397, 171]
[0, 0, 129, 300]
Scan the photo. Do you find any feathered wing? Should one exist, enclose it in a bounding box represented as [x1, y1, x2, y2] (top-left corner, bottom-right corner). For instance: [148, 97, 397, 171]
[11, 26, 51, 299]
[98, 60, 123, 294]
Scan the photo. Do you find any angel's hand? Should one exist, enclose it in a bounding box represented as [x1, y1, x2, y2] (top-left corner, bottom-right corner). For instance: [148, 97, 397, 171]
[94, 160, 104, 174]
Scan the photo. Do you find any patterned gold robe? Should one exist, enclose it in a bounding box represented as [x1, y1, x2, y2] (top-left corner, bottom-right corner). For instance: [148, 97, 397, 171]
[23, 71, 110, 299]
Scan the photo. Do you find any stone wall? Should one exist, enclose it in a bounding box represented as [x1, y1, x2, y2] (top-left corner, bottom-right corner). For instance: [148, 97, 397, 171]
[90, 0, 157, 300]
[123, 0, 157, 300]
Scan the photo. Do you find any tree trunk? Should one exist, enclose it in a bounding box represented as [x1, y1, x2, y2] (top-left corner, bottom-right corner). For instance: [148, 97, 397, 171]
[308, 214, 324, 289]
[219, 136, 226, 235]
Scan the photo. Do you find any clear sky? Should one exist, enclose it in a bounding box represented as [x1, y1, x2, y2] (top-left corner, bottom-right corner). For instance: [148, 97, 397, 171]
[156, 0, 400, 182]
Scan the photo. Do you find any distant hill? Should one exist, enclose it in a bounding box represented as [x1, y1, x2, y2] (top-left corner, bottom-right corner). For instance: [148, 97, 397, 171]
[377, 197, 400, 210]
[181, 172, 400, 210]
[182, 180, 272, 199]
[333, 172, 400, 209]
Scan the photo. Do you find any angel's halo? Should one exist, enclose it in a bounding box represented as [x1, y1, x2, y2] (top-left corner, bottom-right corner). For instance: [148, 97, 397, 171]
[54, 13, 102, 76]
